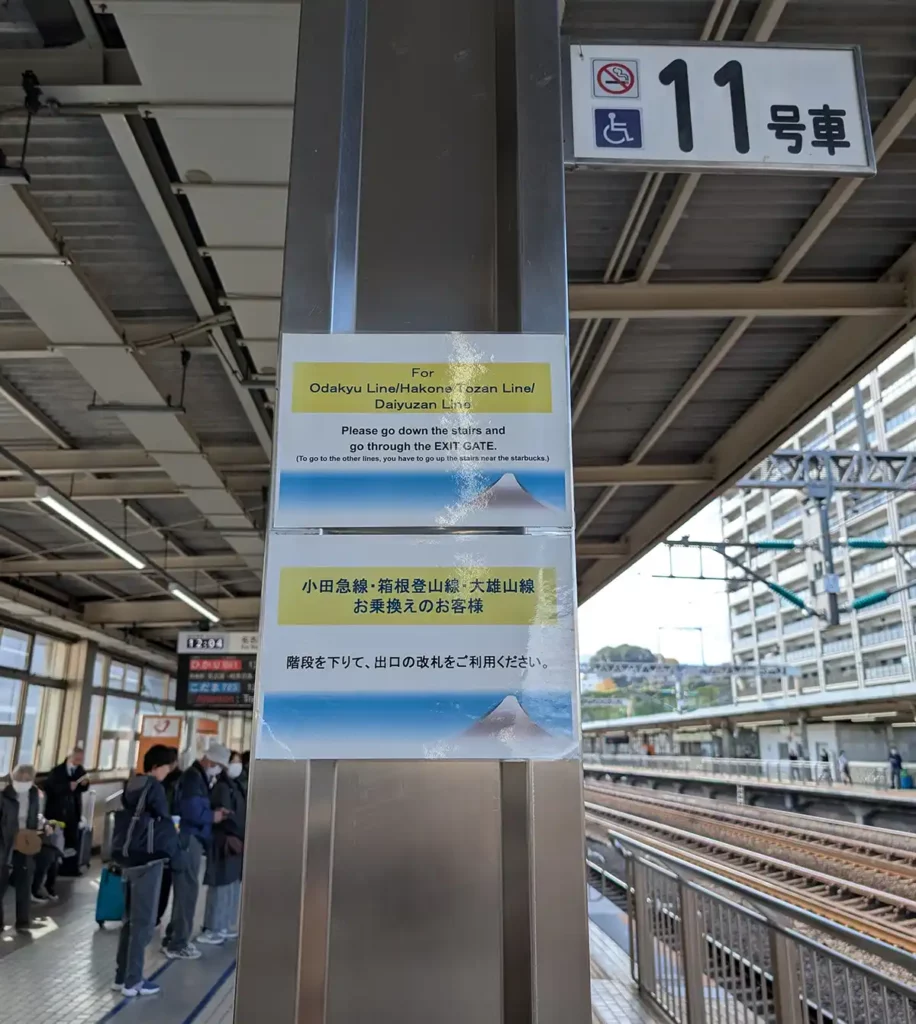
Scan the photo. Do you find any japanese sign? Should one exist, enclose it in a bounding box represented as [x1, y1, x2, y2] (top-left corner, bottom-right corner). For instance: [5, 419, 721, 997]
[176, 631, 258, 711]
[272, 333, 572, 529]
[567, 43, 874, 174]
[255, 533, 578, 760]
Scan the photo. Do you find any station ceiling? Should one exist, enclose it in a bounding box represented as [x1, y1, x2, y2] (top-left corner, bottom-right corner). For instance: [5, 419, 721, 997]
[0, 0, 914, 660]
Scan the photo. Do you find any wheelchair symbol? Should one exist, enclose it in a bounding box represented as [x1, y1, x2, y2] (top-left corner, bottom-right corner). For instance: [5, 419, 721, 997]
[594, 109, 642, 150]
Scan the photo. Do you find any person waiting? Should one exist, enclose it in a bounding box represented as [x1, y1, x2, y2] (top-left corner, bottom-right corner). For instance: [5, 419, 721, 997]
[154, 747, 181, 928]
[110, 744, 184, 997]
[837, 750, 853, 785]
[163, 742, 230, 960]
[42, 748, 90, 875]
[0, 764, 42, 933]
[889, 746, 904, 789]
[199, 750, 247, 944]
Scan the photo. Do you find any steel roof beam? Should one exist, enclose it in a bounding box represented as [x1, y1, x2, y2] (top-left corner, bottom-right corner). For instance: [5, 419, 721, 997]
[0, 186, 264, 568]
[575, 70, 916, 543]
[0, 475, 267, 502]
[83, 595, 261, 626]
[570, 0, 785, 418]
[568, 282, 910, 320]
[578, 245, 916, 601]
[574, 464, 714, 486]
[101, 113, 273, 455]
[0, 368, 75, 447]
[575, 542, 629, 559]
[0, 579, 176, 669]
[0, 554, 253, 576]
[0, 445, 268, 477]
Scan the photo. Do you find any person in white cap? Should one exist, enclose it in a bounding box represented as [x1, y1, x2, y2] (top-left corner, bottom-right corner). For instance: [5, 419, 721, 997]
[163, 741, 230, 960]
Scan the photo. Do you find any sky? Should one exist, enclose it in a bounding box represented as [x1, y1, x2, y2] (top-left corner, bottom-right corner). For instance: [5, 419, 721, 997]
[577, 499, 732, 666]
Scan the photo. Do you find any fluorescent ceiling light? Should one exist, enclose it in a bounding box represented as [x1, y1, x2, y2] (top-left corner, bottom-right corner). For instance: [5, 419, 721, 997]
[168, 584, 221, 624]
[38, 491, 146, 570]
[746, 719, 785, 728]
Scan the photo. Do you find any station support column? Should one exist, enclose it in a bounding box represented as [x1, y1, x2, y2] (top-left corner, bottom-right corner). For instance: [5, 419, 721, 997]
[235, 2, 590, 1022]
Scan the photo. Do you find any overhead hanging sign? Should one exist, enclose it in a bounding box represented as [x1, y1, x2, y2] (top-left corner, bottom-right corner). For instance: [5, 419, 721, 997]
[176, 631, 258, 711]
[255, 533, 578, 760]
[566, 43, 875, 175]
[272, 333, 572, 529]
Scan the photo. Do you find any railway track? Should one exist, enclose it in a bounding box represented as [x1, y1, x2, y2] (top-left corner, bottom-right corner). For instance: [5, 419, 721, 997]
[584, 798, 916, 955]
[584, 782, 916, 896]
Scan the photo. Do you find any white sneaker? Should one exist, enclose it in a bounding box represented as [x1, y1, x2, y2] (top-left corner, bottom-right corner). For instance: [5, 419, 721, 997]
[111, 982, 123, 992]
[122, 981, 160, 997]
[197, 929, 225, 945]
[220, 928, 239, 940]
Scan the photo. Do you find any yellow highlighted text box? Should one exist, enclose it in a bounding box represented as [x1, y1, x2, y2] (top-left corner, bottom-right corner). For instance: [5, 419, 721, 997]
[291, 361, 552, 414]
[277, 567, 558, 626]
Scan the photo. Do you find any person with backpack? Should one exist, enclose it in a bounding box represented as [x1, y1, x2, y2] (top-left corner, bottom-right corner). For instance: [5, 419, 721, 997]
[154, 746, 181, 928]
[110, 744, 183, 997]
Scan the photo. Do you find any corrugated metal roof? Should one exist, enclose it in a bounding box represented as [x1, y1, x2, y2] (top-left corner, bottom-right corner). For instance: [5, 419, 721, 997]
[0, 115, 194, 319]
[567, 0, 916, 572]
[140, 348, 261, 447]
[0, 358, 139, 446]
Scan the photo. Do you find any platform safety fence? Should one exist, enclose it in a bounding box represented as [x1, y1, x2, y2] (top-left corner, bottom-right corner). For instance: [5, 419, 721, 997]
[584, 753, 891, 790]
[590, 833, 916, 1024]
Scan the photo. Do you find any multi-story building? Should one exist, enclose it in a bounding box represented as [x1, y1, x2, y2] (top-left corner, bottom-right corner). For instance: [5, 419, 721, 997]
[720, 338, 916, 706]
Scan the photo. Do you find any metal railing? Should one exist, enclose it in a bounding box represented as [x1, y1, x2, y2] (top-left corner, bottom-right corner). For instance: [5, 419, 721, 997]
[585, 754, 891, 789]
[822, 636, 855, 655]
[599, 834, 916, 1024]
[863, 662, 910, 681]
[885, 404, 916, 433]
[860, 625, 906, 648]
[784, 646, 817, 663]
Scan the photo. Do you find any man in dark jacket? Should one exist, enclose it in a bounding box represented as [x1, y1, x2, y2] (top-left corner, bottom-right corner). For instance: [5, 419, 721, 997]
[0, 765, 41, 932]
[42, 748, 89, 874]
[110, 745, 182, 997]
[163, 743, 229, 960]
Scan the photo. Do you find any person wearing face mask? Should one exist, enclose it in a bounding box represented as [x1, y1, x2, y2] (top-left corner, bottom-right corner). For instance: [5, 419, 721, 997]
[42, 747, 90, 876]
[0, 764, 42, 933]
[162, 742, 229, 961]
[110, 744, 185, 997]
[198, 751, 247, 944]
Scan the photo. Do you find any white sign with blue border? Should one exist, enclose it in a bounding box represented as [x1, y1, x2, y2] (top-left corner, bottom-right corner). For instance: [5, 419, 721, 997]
[568, 43, 875, 175]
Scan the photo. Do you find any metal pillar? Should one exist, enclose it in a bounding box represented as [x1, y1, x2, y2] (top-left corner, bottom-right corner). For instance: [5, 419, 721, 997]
[234, 2, 590, 1022]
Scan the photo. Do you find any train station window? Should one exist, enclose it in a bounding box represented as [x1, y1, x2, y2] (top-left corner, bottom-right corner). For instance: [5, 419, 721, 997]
[0, 627, 30, 671]
[30, 634, 69, 680]
[86, 653, 181, 771]
[142, 668, 168, 702]
[18, 685, 64, 772]
[0, 676, 22, 726]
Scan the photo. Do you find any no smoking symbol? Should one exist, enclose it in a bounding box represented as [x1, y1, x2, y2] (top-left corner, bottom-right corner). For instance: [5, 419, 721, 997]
[594, 60, 638, 98]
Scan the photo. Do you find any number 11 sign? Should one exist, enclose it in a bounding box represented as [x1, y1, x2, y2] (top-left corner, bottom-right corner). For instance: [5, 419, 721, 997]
[566, 43, 875, 175]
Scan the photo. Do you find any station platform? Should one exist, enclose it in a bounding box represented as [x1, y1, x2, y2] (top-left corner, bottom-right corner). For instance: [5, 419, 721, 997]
[2, 864, 656, 1024]
[584, 759, 916, 826]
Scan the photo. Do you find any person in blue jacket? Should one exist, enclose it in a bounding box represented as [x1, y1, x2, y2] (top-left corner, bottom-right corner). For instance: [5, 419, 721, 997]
[163, 743, 230, 960]
[110, 745, 183, 997]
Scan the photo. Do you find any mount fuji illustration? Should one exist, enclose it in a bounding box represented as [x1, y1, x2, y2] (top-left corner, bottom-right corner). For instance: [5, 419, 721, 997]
[462, 695, 553, 742]
[471, 473, 551, 511]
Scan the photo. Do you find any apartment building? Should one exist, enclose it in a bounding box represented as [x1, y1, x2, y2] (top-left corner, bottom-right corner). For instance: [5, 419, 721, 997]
[720, 339, 916, 704]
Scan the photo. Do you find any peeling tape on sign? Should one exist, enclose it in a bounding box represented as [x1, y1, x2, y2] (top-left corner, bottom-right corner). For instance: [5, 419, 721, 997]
[255, 532, 579, 761]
